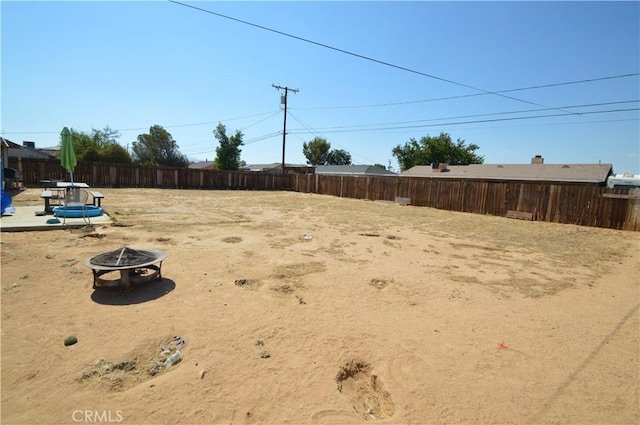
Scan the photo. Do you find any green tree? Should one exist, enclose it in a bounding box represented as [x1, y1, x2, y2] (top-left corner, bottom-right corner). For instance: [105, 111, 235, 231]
[67, 129, 95, 161]
[65, 126, 130, 163]
[102, 143, 132, 163]
[213, 123, 244, 170]
[82, 146, 101, 162]
[392, 132, 483, 172]
[325, 149, 352, 165]
[132, 125, 189, 167]
[302, 137, 331, 165]
[373, 163, 386, 170]
[302, 138, 352, 166]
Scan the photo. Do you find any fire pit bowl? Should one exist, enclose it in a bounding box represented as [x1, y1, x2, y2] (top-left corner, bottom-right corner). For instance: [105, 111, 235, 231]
[86, 247, 168, 292]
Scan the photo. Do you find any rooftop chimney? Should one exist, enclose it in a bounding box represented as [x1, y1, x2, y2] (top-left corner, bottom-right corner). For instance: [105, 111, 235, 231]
[432, 163, 449, 172]
[23, 141, 35, 149]
[531, 155, 544, 164]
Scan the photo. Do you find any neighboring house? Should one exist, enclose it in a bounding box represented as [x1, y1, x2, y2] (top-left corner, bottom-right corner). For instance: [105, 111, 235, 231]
[1, 137, 10, 189]
[1, 137, 9, 169]
[39, 145, 60, 157]
[6, 140, 57, 160]
[402, 156, 612, 185]
[239, 163, 314, 174]
[3, 139, 57, 189]
[315, 165, 397, 177]
[188, 161, 217, 170]
[239, 163, 282, 173]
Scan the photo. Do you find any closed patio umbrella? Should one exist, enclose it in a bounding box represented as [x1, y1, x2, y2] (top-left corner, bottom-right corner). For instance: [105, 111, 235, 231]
[60, 127, 77, 184]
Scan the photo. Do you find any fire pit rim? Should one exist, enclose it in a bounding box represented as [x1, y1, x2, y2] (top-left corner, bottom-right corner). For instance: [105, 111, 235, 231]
[85, 249, 168, 271]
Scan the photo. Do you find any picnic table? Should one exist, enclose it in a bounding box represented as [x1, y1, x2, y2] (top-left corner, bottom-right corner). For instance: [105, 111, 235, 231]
[39, 182, 102, 213]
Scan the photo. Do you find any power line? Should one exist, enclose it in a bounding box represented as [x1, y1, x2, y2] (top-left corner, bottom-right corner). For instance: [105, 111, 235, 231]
[287, 110, 377, 164]
[167, 0, 580, 115]
[291, 73, 640, 110]
[244, 131, 283, 145]
[240, 111, 281, 132]
[290, 100, 640, 132]
[0, 110, 280, 135]
[286, 107, 640, 135]
[117, 110, 281, 131]
[182, 111, 283, 156]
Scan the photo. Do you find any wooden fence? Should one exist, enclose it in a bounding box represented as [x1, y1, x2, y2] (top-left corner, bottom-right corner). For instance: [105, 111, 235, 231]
[14, 158, 294, 191]
[292, 174, 640, 231]
[11, 158, 640, 231]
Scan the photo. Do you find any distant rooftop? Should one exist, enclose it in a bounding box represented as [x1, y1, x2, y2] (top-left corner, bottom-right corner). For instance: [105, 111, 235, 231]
[188, 161, 216, 170]
[402, 162, 613, 183]
[315, 165, 396, 176]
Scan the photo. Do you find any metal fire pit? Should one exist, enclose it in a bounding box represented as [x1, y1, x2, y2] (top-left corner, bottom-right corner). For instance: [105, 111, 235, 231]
[85, 246, 168, 291]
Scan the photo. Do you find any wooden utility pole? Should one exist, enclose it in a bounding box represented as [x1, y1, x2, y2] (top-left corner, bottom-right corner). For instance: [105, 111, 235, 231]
[272, 84, 299, 174]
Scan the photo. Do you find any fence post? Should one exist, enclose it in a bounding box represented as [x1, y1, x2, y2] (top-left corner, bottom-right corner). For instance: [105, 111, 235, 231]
[625, 188, 640, 231]
[366, 177, 370, 200]
[110, 166, 117, 187]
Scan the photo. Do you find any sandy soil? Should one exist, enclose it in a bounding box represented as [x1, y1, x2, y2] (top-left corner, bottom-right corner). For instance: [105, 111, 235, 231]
[1, 188, 638, 425]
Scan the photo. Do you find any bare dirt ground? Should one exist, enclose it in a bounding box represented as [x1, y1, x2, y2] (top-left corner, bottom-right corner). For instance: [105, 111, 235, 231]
[1, 188, 639, 425]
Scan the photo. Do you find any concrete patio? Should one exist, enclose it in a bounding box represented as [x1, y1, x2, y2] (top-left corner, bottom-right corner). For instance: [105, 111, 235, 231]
[0, 205, 112, 232]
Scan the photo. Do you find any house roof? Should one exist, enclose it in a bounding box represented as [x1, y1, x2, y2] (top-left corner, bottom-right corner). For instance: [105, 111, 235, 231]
[188, 161, 217, 170]
[5, 139, 57, 159]
[241, 163, 291, 171]
[315, 165, 396, 176]
[239, 163, 314, 172]
[402, 163, 613, 183]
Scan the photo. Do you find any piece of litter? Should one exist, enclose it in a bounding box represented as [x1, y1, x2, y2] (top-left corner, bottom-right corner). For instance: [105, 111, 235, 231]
[497, 342, 508, 349]
[198, 369, 206, 379]
[303, 235, 312, 241]
[64, 335, 78, 346]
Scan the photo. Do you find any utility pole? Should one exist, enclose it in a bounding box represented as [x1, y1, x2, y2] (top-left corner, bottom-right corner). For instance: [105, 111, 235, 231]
[272, 84, 299, 174]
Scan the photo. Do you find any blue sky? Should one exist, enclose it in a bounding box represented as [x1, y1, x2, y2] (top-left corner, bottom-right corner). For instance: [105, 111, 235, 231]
[2, 1, 639, 173]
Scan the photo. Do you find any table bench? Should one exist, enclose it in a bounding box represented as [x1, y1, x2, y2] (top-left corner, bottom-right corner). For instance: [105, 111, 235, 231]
[40, 189, 64, 213]
[90, 191, 104, 207]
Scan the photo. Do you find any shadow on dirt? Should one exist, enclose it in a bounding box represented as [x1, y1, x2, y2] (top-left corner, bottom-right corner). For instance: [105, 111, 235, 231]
[90, 278, 176, 305]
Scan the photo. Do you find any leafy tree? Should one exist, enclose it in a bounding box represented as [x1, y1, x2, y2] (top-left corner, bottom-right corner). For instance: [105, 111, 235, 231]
[82, 146, 101, 162]
[213, 123, 244, 170]
[302, 137, 331, 165]
[65, 126, 131, 163]
[68, 129, 96, 161]
[132, 125, 189, 167]
[302, 137, 352, 165]
[325, 149, 352, 165]
[102, 143, 132, 163]
[392, 132, 483, 172]
[373, 163, 386, 170]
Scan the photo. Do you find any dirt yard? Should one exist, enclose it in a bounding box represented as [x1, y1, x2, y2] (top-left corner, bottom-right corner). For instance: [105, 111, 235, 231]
[1, 188, 638, 425]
